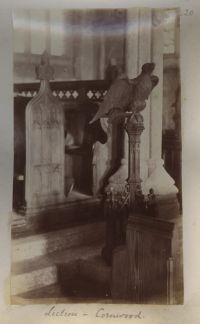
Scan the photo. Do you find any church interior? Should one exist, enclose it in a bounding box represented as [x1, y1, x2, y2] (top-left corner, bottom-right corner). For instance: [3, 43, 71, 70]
[11, 8, 183, 304]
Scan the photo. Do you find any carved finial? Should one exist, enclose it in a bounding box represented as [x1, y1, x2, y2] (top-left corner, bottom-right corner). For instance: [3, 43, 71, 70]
[41, 50, 50, 64]
[35, 51, 54, 81]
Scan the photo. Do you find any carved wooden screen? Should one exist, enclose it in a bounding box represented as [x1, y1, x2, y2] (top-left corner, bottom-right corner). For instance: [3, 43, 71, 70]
[25, 52, 65, 209]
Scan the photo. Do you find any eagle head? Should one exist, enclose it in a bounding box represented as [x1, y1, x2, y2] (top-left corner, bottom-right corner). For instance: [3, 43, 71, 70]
[142, 62, 155, 74]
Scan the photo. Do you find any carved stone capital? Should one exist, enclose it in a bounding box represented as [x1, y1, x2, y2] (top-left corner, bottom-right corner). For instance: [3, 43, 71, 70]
[125, 113, 144, 137]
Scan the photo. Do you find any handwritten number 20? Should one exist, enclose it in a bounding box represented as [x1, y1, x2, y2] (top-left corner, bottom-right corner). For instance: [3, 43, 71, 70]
[184, 9, 194, 16]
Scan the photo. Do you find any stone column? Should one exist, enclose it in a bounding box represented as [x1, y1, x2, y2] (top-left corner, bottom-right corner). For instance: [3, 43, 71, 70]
[105, 8, 152, 196]
[149, 9, 164, 161]
[125, 8, 140, 78]
[142, 9, 179, 218]
[124, 7, 141, 177]
[79, 10, 95, 80]
[92, 118, 111, 195]
[105, 8, 142, 194]
[138, 9, 152, 182]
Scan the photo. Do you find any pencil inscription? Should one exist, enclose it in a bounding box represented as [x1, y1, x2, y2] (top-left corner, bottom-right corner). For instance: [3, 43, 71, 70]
[44, 305, 144, 320]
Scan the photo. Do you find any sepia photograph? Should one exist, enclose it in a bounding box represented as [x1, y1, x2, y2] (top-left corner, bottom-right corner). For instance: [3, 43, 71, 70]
[11, 7, 183, 305]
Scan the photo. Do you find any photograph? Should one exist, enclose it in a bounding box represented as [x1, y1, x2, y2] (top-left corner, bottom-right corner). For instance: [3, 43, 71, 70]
[11, 7, 183, 305]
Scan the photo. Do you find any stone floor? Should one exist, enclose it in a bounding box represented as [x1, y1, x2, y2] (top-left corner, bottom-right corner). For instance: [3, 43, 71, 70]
[12, 255, 112, 304]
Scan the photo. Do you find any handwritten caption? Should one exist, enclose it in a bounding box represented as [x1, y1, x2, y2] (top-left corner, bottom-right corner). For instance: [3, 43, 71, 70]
[44, 305, 144, 320]
[181, 9, 194, 16]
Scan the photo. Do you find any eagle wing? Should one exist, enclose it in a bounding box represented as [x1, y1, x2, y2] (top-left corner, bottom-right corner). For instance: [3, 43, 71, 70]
[90, 78, 132, 124]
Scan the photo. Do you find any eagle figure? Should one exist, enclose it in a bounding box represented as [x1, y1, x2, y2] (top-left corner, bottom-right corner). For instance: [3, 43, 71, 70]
[89, 62, 159, 124]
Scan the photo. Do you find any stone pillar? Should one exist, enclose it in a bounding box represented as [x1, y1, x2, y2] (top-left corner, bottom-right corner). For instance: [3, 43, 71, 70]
[149, 9, 164, 161]
[124, 8, 138, 182]
[142, 9, 179, 218]
[99, 27, 106, 80]
[104, 8, 139, 194]
[79, 10, 95, 80]
[92, 118, 111, 195]
[138, 9, 152, 182]
[125, 8, 140, 78]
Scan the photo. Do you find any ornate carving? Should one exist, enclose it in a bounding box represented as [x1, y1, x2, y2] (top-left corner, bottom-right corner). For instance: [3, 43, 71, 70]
[102, 64, 159, 208]
[89, 63, 159, 124]
[124, 113, 144, 208]
[101, 63, 159, 264]
[105, 182, 130, 211]
[35, 50, 54, 81]
[25, 52, 65, 209]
